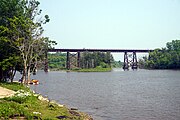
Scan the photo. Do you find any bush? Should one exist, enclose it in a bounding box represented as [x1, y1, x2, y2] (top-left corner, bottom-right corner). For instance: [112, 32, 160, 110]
[0, 101, 31, 119]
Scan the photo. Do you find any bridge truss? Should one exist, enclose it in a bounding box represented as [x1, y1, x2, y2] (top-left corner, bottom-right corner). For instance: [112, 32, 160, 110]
[45, 49, 153, 71]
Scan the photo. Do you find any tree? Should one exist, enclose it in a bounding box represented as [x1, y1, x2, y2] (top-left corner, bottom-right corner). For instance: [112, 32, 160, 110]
[80, 52, 114, 69]
[0, 0, 56, 83]
[0, 0, 25, 81]
[140, 40, 180, 69]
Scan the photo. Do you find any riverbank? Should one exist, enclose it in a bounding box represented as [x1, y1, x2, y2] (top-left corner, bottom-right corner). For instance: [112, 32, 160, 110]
[75, 68, 112, 72]
[0, 82, 92, 120]
[49, 67, 112, 72]
[0, 86, 15, 98]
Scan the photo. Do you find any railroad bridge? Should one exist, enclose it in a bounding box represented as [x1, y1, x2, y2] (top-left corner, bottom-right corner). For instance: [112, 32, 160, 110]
[45, 48, 153, 71]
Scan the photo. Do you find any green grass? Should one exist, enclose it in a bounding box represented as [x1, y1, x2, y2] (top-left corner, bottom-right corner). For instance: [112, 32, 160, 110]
[0, 82, 90, 120]
[49, 66, 112, 72]
[0, 82, 30, 92]
[74, 67, 112, 72]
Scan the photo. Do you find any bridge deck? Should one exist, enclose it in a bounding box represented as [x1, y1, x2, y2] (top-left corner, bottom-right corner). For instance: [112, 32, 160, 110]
[49, 48, 153, 53]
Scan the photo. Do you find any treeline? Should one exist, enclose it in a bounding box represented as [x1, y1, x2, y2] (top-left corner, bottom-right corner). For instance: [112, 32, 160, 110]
[48, 53, 66, 69]
[0, 0, 55, 83]
[80, 52, 112, 69]
[48, 52, 122, 70]
[139, 40, 180, 69]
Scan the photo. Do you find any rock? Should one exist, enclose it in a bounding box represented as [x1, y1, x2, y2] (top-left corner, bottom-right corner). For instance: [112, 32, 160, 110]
[56, 115, 68, 119]
[49, 100, 64, 107]
[49, 100, 57, 104]
[57, 104, 64, 107]
[69, 110, 81, 117]
[33, 93, 39, 97]
[38, 95, 49, 102]
[70, 107, 78, 111]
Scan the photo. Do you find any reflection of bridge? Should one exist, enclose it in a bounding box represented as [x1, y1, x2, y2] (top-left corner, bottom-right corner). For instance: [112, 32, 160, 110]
[45, 49, 153, 71]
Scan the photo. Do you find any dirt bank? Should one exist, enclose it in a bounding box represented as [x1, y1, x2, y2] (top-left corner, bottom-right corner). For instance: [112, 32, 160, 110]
[0, 86, 15, 98]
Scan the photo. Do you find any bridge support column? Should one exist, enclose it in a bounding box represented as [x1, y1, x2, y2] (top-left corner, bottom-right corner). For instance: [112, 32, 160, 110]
[44, 52, 48, 72]
[132, 51, 138, 69]
[123, 51, 138, 70]
[66, 52, 70, 70]
[107, 52, 111, 68]
[77, 52, 80, 68]
[66, 52, 81, 70]
[123, 52, 129, 70]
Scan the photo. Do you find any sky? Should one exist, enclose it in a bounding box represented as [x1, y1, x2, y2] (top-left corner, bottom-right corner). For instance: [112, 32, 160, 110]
[39, 0, 180, 60]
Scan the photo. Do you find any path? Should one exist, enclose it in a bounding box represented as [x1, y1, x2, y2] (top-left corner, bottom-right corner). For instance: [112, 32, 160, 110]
[0, 86, 15, 98]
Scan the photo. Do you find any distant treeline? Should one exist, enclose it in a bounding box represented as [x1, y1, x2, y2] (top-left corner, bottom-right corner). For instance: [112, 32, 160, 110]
[139, 40, 180, 69]
[48, 53, 66, 69]
[48, 52, 123, 70]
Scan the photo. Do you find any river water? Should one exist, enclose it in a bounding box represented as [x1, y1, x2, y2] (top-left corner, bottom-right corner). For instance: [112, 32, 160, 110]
[29, 69, 180, 120]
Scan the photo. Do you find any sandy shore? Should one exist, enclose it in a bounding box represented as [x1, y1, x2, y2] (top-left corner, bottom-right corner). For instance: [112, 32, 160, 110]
[0, 86, 15, 98]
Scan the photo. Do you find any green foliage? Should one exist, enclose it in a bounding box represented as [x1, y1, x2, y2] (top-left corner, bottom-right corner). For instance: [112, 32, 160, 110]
[48, 52, 122, 71]
[76, 67, 112, 72]
[0, 82, 29, 91]
[0, 101, 31, 119]
[0, 83, 87, 120]
[111, 60, 123, 68]
[48, 52, 113, 70]
[80, 52, 113, 69]
[48, 53, 66, 70]
[141, 40, 180, 69]
[0, 0, 57, 82]
[99, 62, 106, 68]
[4, 90, 33, 104]
[0, 0, 25, 80]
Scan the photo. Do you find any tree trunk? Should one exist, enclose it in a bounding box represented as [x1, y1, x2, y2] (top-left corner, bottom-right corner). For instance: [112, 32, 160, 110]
[27, 67, 31, 83]
[10, 69, 16, 83]
[23, 63, 27, 84]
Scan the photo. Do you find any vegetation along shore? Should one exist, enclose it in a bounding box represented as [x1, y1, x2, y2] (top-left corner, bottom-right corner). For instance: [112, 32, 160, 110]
[139, 40, 180, 69]
[0, 82, 93, 120]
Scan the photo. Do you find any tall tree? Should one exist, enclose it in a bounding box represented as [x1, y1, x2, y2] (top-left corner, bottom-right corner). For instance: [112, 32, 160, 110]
[0, 0, 56, 83]
[0, 0, 24, 81]
[140, 40, 180, 69]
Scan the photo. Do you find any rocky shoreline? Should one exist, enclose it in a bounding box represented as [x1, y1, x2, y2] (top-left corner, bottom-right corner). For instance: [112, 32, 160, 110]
[37, 94, 93, 120]
[0, 83, 93, 120]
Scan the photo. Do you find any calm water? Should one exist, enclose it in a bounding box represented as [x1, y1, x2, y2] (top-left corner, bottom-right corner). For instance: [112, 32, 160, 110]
[28, 69, 180, 120]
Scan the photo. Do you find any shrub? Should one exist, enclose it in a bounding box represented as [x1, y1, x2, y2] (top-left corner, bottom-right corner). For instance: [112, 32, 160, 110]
[0, 101, 31, 119]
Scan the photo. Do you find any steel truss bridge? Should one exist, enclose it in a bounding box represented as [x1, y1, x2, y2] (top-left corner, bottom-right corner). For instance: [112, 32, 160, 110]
[44, 48, 153, 71]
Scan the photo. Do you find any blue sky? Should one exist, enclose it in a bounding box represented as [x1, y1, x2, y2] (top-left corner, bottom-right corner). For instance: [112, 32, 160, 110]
[39, 0, 180, 60]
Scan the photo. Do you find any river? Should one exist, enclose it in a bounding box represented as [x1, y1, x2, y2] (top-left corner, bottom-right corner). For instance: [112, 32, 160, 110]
[27, 69, 180, 120]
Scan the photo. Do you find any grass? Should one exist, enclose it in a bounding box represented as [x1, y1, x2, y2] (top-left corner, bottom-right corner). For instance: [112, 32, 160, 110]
[0, 82, 91, 120]
[74, 67, 112, 72]
[0, 82, 30, 92]
[49, 66, 112, 72]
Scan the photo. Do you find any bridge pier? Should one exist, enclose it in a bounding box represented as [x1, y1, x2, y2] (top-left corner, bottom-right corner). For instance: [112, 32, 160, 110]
[66, 52, 70, 70]
[132, 51, 138, 69]
[66, 52, 81, 70]
[44, 52, 48, 72]
[77, 52, 80, 68]
[123, 52, 129, 70]
[123, 51, 138, 70]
